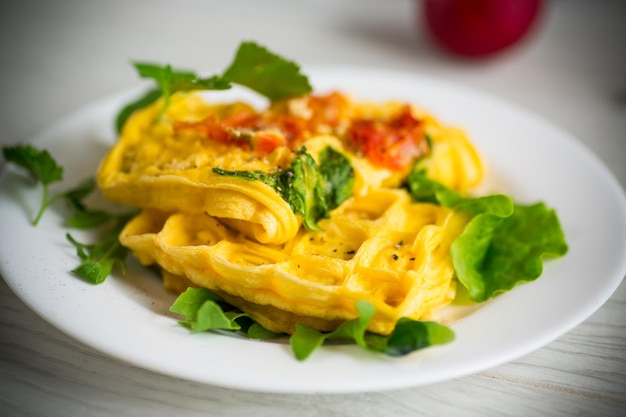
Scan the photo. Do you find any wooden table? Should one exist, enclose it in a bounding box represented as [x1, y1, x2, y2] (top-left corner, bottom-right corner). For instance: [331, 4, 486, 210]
[1, 1, 625, 415]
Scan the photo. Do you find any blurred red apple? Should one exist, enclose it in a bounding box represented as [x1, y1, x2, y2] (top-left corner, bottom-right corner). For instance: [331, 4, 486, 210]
[422, 0, 544, 58]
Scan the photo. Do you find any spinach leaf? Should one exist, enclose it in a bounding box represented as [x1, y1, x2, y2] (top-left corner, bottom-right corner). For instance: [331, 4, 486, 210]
[214, 147, 354, 231]
[283, 150, 329, 231]
[318, 146, 355, 210]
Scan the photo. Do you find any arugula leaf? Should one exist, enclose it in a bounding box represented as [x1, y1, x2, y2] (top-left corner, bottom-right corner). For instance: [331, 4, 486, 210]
[192, 301, 242, 333]
[170, 287, 226, 321]
[290, 300, 374, 360]
[290, 300, 454, 360]
[170, 289, 452, 360]
[376, 319, 454, 356]
[222, 41, 312, 101]
[246, 322, 283, 339]
[290, 325, 328, 360]
[406, 164, 568, 302]
[116, 41, 312, 133]
[170, 287, 282, 338]
[3, 144, 64, 225]
[318, 146, 355, 210]
[66, 211, 135, 284]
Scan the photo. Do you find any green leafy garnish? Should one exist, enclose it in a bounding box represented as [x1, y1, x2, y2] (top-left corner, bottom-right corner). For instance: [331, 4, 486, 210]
[318, 146, 355, 210]
[126, 63, 231, 125]
[170, 289, 453, 360]
[452, 202, 569, 302]
[60, 178, 137, 284]
[170, 288, 282, 338]
[290, 300, 374, 360]
[406, 164, 512, 216]
[290, 301, 455, 360]
[283, 149, 329, 231]
[222, 41, 312, 101]
[2, 145, 120, 227]
[66, 211, 136, 285]
[406, 165, 568, 302]
[2, 144, 137, 283]
[214, 146, 354, 231]
[116, 41, 312, 133]
[3, 144, 63, 225]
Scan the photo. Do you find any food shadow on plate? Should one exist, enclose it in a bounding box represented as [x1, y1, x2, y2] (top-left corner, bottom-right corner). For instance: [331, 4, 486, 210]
[109, 256, 180, 318]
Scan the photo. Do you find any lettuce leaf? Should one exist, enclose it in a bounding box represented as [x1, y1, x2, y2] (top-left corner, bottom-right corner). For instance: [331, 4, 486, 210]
[406, 166, 568, 302]
[452, 202, 568, 302]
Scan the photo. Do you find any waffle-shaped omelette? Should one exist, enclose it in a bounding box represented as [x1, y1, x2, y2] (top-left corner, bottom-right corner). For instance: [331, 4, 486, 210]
[97, 91, 483, 335]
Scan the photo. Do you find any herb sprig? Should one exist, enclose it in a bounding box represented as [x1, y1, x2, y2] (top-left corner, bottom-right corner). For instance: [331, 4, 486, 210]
[2, 144, 135, 283]
[116, 41, 312, 133]
[66, 210, 136, 285]
[3, 144, 64, 225]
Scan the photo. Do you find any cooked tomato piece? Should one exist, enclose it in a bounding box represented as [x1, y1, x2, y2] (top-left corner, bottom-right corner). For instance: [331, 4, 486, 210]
[173, 116, 235, 144]
[173, 92, 351, 155]
[307, 91, 350, 131]
[348, 106, 429, 171]
[251, 132, 288, 155]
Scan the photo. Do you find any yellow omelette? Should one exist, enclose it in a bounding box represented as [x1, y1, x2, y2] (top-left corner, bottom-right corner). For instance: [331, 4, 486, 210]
[97, 91, 483, 335]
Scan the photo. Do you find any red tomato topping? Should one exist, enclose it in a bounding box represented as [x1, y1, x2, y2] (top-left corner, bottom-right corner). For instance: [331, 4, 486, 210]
[251, 132, 288, 155]
[348, 106, 429, 171]
[173, 115, 234, 144]
[307, 91, 351, 131]
[173, 92, 352, 155]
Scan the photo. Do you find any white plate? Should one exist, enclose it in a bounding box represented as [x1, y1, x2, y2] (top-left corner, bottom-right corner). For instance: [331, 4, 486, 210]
[1, 67, 625, 394]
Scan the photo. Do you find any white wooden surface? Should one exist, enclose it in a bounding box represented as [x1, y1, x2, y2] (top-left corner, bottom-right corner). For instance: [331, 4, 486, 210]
[1, 0, 625, 415]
